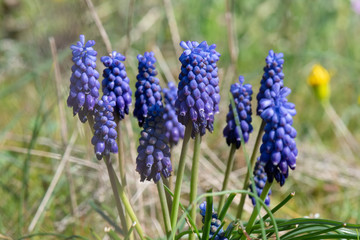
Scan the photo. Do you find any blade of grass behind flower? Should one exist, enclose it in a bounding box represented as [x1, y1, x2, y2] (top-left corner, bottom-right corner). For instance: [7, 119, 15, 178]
[89, 200, 123, 235]
[107, 229, 122, 240]
[229, 93, 269, 240]
[281, 224, 346, 240]
[218, 193, 236, 221]
[163, 184, 201, 239]
[201, 189, 213, 240]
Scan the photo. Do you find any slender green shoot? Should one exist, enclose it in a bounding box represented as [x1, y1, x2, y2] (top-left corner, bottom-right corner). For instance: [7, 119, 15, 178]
[170, 124, 192, 233]
[242, 181, 273, 239]
[218, 143, 237, 211]
[189, 133, 202, 240]
[201, 189, 213, 240]
[157, 179, 172, 237]
[236, 120, 266, 219]
[257, 192, 295, 224]
[219, 193, 236, 221]
[164, 184, 201, 239]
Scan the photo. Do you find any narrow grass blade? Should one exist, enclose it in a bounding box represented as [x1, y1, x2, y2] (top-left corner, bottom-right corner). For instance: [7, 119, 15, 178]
[89, 200, 123, 235]
[164, 184, 201, 239]
[218, 193, 236, 221]
[201, 189, 213, 240]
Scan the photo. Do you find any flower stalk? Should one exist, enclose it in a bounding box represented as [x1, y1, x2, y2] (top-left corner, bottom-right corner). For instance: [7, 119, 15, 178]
[241, 180, 272, 240]
[157, 179, 172, 237]
[189, 133, 202, 240]
[236, 120, 265, 219]
[170, 124, 192, 232]
[218, 143, 237, 210]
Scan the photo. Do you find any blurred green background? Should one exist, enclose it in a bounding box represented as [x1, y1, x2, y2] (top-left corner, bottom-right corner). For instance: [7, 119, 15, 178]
[1, 0, 360, 238]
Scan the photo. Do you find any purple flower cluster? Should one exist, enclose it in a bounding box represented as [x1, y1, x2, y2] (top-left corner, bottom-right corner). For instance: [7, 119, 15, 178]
[162, 82, 185, 147]
[223, 76, 253, 149]
[136, 104, 172, 183]
[249, 159, 271, 206]
[256, 50, 284, 115]
[67, 35, 100, 123]
[101, 51, 132, 121]
[133, 52, 162, 127]
[199, 202, 228, 240]
[175, 41, 221, 138]
[91, 95, 118, 160]
[259, 84, 297, 186]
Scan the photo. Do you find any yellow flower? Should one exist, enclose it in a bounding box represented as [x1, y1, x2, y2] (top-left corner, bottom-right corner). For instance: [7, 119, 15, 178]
[307, 64, 331, 102]
[358, 96, 360, 105]
[307, 64, 331, 86]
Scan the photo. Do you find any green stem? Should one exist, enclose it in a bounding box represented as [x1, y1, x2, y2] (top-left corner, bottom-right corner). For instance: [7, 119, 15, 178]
[189, 134, 201, 240]
[157, 179, 172, 237]
[163, 176, 173, 213]
[105, 157, 145, 239]
[241, 181, 272, 240]
[218, 143, 237, 211]
[236, 120, 265, 219]
[104, 157, 128, 237]
[170, 124, 192, 234]
[117, 124, 126, 185]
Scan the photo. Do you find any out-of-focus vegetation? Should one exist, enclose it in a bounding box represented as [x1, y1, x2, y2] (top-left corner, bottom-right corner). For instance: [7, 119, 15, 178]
[0, 0, 359, 238]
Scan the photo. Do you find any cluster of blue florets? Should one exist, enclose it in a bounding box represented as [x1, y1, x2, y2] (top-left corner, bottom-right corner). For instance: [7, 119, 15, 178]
[223, 76, 253, 149]
[162, 82, 185, 147]
[136, 104, 172, 183]
[101, 51, 132, 121]
[199, 202, 228, 240]
[175, 41, 221, 138]
[256, 50, 285, 115]
[259, 84, 297, 186]
[133, 52, 162, 127]
[249, 159, 271, 206]
[91, 95, 118, 160]
[67, 35, 100, 123]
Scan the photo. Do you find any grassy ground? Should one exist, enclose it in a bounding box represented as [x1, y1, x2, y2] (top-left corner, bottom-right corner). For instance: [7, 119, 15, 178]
[0, 0, 360, 239]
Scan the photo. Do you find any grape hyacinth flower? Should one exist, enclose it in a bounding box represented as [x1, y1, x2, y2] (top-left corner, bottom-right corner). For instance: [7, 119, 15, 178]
[67, 35, 100, 123]
[259, 84, 297, 186]
[223, 76, 253, 149]
[162, 82, 185, 147]
[136, 104, 172, 183]
[199, 202, 228, 240]
[91, 95, 118, 160]
[133, 52, 162, 127]
[101, 51, 132, 120]
[256, 50, 284, 115]
[175, 41, 221, 138]
[249, 159, 271, 206]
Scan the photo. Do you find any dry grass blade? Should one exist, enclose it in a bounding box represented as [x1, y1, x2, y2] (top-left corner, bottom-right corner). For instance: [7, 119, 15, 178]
[49, 36, 78, 217]
[28, 130, 78, 232]
[152, 45, 176, 84]
[163, 0, 182, 56]
[84, 0, 112, 53]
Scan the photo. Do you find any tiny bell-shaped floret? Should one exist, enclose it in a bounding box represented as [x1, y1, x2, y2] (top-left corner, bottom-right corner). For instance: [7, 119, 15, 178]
[259, 84, 297, 186]
[223, 76, 253, 149]
[91, 95, 118, 160]
[136, 104, 172, 183]
[162, 82, 185, 147]
[67, 35, 100, 123]
[101, 51, 132, 120]
[256, 50, 284, 115]
[133, 51, 162, 127]
[175, 41, 221, 138]
[249, 159, 271, 206]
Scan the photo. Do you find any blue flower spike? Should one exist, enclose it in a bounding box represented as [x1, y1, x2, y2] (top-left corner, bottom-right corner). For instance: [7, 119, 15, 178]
[175, 41, 221, 138]
[68, 35, 100, 123]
